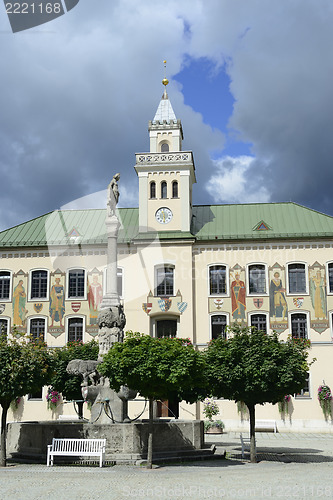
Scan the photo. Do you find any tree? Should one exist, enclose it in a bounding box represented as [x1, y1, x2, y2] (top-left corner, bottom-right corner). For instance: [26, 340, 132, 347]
[0, 336, 54, 466]
[99, 332, 207, 469]
[50, 340, 99, 418]
[205, 325, 312, 463]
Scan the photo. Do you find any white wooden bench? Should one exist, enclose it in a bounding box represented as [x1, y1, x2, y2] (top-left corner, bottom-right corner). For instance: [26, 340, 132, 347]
[255, 419, 277, 433]
[240, 433, 252, 458]
[47, 438, 106, 467]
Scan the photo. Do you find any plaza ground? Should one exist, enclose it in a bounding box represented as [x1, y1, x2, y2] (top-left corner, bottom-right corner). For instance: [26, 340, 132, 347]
[1, 432, 333, 499]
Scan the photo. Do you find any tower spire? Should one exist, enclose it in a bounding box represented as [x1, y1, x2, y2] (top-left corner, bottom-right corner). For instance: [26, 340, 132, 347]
[162, 60, 169, 99]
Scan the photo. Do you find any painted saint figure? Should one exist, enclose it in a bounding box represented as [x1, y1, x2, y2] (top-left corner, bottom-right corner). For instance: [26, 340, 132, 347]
[310, 270, 326, 320]
[88, 275, 103, 325]
[231, 273, 246, 320]
[13, 280, 27, 326]
[49, 277, 65, 327]
[107, 173, 120, 217]
[269, 271, 288, 321]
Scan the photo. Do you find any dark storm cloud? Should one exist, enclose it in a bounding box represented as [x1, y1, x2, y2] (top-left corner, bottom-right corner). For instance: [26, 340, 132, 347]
[188, 0, 333, 215]
[0, 0, 222, 230]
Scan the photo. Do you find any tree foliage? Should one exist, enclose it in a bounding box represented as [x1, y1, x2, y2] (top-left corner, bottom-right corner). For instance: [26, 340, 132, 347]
[99, 331, 207, 468]
[0, 335, 54, 466]
[50, 340, 99, 402]
[205, 324, 312, 462]
[99, 332, 206, 403]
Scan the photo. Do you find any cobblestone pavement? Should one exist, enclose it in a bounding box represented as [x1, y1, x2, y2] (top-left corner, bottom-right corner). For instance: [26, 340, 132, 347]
[1, 433, 333, 500]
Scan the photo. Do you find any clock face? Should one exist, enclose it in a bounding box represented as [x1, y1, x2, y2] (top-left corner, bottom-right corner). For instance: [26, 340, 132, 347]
[155, 207, 173, 224]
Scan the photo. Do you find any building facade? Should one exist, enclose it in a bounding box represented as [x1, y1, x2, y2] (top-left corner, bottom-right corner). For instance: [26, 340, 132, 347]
[1, 84, 333, 431]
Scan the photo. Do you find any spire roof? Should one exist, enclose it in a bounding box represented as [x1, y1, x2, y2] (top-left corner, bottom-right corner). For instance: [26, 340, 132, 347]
[152, 91, 177, 124]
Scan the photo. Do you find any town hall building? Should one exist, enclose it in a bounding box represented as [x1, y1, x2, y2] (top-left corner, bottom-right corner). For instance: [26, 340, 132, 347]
[1, 80, 333, 431]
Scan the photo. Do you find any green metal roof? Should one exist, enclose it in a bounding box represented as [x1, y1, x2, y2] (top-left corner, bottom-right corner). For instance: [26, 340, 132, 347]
[191, 203, 333, 241]
[1, 202, 333, 248]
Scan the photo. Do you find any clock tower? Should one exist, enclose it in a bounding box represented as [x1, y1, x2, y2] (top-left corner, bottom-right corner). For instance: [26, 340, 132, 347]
[135, 74, 196, 233]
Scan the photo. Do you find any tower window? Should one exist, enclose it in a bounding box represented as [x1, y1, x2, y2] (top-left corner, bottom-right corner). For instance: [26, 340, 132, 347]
[172, 181, 178, 198]
[161, 143, 169, 152]
[150, 181, 156, 199]
[161, 181, 167, 199]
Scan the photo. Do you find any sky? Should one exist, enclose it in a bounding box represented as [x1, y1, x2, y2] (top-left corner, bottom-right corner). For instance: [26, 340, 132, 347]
[1, 0, 333, 231]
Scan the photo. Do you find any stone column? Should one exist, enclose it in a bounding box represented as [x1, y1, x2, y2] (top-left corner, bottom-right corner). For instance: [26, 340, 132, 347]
[100, 215, 121, 309]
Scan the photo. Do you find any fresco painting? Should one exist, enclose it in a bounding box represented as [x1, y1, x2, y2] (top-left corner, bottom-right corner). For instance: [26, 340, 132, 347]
[230, 266, 246, 322]
[268, 264, 288, 333]
[309, 263, 328, 333]
[12, 271, 28, 334]
[49, 271, 65, 337]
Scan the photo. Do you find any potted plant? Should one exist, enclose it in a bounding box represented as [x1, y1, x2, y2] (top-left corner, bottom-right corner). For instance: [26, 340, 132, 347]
[278, 394, 291, 415]
[204, 419, 225, 434]
[46, 387, 61, 411]
[318, 385, 332, 419]
[203, 398, 224, 433]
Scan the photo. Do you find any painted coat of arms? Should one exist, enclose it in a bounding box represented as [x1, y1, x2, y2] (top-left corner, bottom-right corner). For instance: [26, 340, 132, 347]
[213, 298, 224, 309]
[177, 302, 188, 313]
[293, 297, 304, 309]
[0, 304, 5, 314]
[142, 303, 152, 314]
[71, 302, 81, 313]
[158, 298, 172, 312]
[34, 303, 43, 313]
[253, 298, 263, 309]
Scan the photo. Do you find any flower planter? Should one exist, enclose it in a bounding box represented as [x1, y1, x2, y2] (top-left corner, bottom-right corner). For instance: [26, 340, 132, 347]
[205, 427, 223, 434]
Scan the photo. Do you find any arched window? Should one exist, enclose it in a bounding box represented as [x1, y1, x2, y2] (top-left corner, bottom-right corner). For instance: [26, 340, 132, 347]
[172, 181, 178, 198]
[250, 313, 267, 334]
[209, 265, 227, 295]
[150, 181, 156, 199]
[161, 143, 169, 152]
[161, 181, 167, 199]
[291, 313, 308, 339]
[248, 264, 266, 294]
[211, 315, 227, 339]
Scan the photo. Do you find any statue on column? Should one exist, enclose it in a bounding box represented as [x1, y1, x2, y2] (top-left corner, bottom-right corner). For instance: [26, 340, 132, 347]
[107, 173, 120, 217]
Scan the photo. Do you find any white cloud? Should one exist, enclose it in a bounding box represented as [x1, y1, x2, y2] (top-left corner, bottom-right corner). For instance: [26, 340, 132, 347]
[206, 155, 270, 204]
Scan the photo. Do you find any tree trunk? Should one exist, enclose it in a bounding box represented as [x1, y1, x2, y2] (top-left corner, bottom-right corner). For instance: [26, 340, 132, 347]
[248, 403, 257, 463]
[77, 401, 84, 419]
[147, 397, 154, 469]
[0, 402, 9, 467]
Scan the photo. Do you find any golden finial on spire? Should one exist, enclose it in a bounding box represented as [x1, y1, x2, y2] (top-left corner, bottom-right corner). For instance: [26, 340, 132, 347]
[162, 60, 169, 87]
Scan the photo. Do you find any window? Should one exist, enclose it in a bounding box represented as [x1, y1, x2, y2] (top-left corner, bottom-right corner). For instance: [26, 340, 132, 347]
[288, 263, 306, 294]
[211, 315, 227, 340]
[29, 318, 46, 341]
[161, 143, 169, 152]
[248, 264, 266, 294]
[209, 265, 227, 295]
[68, 269, 85, 298]
[156, 319, 177, 338]
[150, 181, 156, 199]
[250, 314, 267, 334]
[0, 271, 11, 300]
[0, 318, 9, 339]
[155, 266, 174, 296]
[291, 313, 307, 339]
[68, 317, 83, 342]
[172, 181, 178, 198]
[28, 388, 43, 400]
[161, 181, 167, 199]
[30, 270, 48, 299]
[328, 263, 333, 293]
[295, 373, 310, 398]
